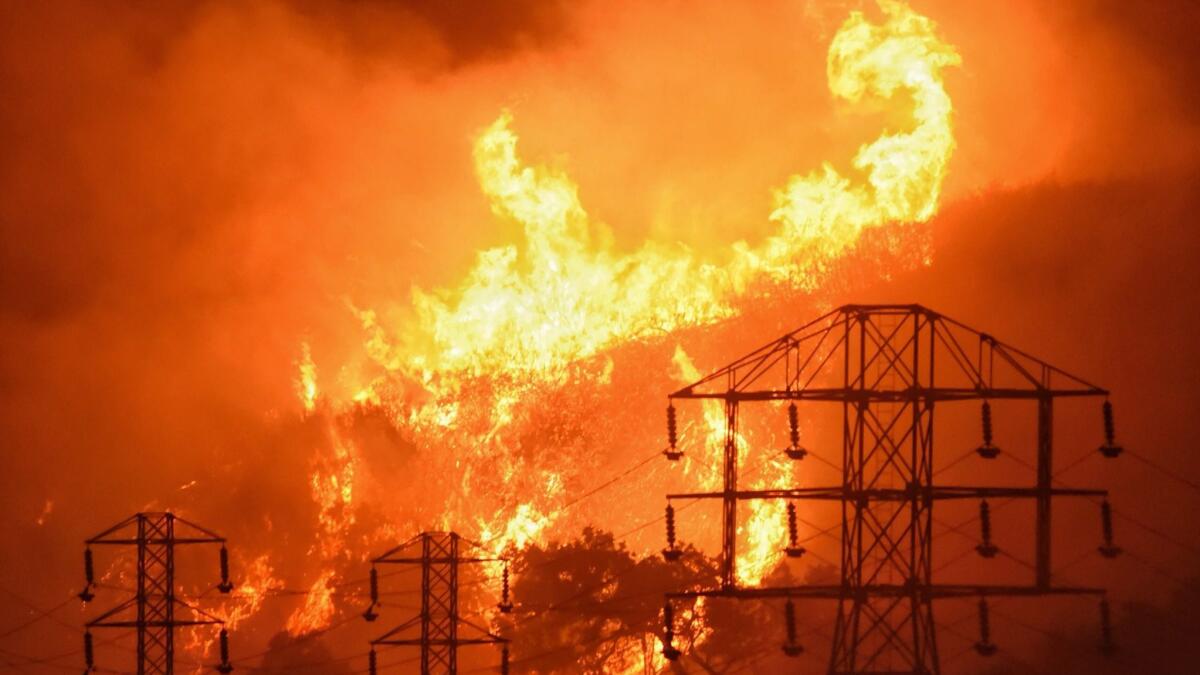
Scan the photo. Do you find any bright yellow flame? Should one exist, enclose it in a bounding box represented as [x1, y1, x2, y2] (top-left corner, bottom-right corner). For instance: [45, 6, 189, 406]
[402, 111, 732, 380]
[221, 554, 283, 631]
[285, 568, 338, 636]
[310, 426, 358, 559]
[367, 0, 958, 386]
[673, 345, 790, 585]
[187, 555, 284, 663]
[479, 502, 552, 554]
[296, 341, 319, 413]
[763, 0, 961, 269]
[671, 346, 727, 490]
[301, 0, 958, 588]
[738, 495, 788, 586]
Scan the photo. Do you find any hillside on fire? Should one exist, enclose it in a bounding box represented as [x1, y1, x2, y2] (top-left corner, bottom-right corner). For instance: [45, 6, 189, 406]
[1, 1, 1199, 674]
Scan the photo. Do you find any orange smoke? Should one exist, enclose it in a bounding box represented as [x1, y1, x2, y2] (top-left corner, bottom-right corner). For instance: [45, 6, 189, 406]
[270, 3, 963, 636]
[6, 0, 1196, 668]
[362, 0, 960, 385]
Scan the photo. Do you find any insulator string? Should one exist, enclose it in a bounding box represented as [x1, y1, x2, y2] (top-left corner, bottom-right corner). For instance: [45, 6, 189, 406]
[667, 405, 677, 449]
[787, 503, 799, 548]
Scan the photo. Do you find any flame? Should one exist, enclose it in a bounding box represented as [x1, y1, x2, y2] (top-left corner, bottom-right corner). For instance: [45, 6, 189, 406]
[185, 555, 284, 666]
[282, 365, 362, 636]
[670, 346, 727, 491]
[285, 568, 338, 637]
[479, 502, 552, 553]
[34, 499, 53, 526]
[672, 346, 790, 585]
[310, 426, 358, 559]
[738, 493, 788, 586]
[606, 633, 670, 675]
[281, 0, 960, 638]
[764, 0, 961, 267]
[364, 0, 958, 386]
[296, 341, 319, 413]
[222, 555, 284, 631]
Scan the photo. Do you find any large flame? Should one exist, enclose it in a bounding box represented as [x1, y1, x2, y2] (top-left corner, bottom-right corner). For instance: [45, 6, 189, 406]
[282, 0, 959, 640]
[368, 0, 959, 385]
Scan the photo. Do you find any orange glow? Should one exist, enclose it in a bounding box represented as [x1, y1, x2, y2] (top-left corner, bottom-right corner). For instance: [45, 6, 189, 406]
[364, 0, 958, 386]
[4, 0, 1197, 668]
[285, 568, 338, 637]
[293, 0, 961, 589]
[222, 554, 285, 631]
[296, 341, 319, 413]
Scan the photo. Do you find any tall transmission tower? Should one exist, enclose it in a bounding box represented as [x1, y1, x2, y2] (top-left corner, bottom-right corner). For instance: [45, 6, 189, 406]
[659, 304, 1124, 674]
[78, 511, 236, 675]
[363, 531, 512, 675]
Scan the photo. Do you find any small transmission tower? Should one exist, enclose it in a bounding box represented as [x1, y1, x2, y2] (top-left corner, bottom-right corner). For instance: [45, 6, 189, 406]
[362, 531, 511, 675]
[78, 511, 235, 674]
[659, 304, 1124, 674]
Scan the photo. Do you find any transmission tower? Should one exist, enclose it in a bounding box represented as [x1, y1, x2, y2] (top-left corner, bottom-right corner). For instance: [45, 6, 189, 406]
[362, 531, 512, 674]
[659, 304, 1124, 674]
[78, 511, 235, 675]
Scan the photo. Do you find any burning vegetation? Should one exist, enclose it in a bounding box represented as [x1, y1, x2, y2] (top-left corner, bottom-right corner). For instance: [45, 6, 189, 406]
[190, 1, 966, 669]
[3, 0, 1200, 673]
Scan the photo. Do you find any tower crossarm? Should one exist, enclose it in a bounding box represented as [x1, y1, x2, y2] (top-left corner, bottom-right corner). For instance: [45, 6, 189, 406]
[85, 513, 227, 546]
[667, 584, 1106, 601]
[374, 557, 503, 564]
[666, 486, 1107, 501]
[365, 531, 511, 674]
[78, 512, 234, 674]
[669, 386, 1106, 402]
[669, 304, 1108, 399]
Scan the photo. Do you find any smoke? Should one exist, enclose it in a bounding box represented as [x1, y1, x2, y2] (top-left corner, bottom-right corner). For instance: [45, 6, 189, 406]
[869, 165, 1200, 674]
[1062, 0, 1200, 123]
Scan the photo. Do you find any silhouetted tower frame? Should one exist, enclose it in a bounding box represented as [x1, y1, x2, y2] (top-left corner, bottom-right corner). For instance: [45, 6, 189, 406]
[364, 532, 510, 675]
[79, 512, 235, 675]
[660, 304, 1121, 675]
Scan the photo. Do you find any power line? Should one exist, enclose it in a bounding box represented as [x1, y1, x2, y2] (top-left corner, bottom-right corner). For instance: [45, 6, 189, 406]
[1125, 447, 1200, 496]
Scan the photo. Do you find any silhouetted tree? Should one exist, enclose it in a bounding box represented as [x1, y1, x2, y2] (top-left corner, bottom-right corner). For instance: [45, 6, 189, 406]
[508, 528, 817, 674]
[252, 631, 355, 675]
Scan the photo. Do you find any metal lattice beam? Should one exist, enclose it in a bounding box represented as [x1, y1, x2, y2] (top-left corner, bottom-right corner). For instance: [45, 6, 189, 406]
[366, 532, 509, 675]
[661, 304, 1121, 675]
[80, 512, 234, 675]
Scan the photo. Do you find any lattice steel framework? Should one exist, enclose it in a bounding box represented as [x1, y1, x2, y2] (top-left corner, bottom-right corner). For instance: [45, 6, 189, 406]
[79, 512, 234, 675]
[364, 532, 510, 675]
[660, 304, 1122, 674]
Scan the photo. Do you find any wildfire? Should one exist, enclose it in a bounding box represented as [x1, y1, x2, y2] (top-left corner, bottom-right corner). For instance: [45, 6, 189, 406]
[673, 346, 792, 585]
[479, 502, 552, 553]
[309, 426, 358, 559]
[285, 568, 338, 637]
[278, 0, 960, 653]
[185, 555, 285, 667]
[765, 0, 960, 266]
[296, 341, 319, 413]
[222, 555, 285, 631]
[364, 0, 958, 386]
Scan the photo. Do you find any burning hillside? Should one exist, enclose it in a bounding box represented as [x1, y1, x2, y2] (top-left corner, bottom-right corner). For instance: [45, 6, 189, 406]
[2, 0, 1199, 673]
[263, 0, 958, 644]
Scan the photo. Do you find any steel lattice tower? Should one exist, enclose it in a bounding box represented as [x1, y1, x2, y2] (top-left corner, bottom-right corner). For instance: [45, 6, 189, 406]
[660, 304, 1123, 674]
[363, 531, 511, 675]
[79, 512, 235, 675]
